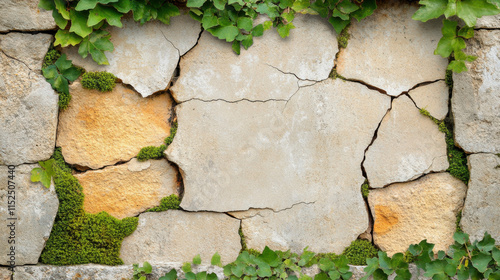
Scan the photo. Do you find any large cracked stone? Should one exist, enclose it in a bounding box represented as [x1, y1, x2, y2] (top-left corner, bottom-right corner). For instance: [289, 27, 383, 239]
[57, 82, 174, 169]
[64, 14, 201, 97]
[336, 0, 447, 96]
[0, 0, 56, 32]
[171, 14, 338, 102]
[476, 14, 500, 28]
[408, 81, 449, 120]
[0, 33, 58, 166]
[0, 164, 59, 265]
[364, 95, 449, 188]
[452, 30, 500, 154]
[75, 158, 179, 219]
[461, 154, 500, 244]
[369, 173, 467, 256]
[120, 211, 241, 265]
[169, 79, 390, 253]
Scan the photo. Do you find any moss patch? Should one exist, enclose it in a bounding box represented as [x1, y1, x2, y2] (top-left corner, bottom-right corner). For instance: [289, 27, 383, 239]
[40, 151, 138, 265]
[419, 108, 470, 184]
[456, 210, 463, 233]
[81, 71, 117, 92]
[42, 49, 61, 69]
[337, 26, 350, 49]
[445, 69, 453, 89]
[137, 122, 178, 161]
[147, 194, 180, 212]
[361, 180, 370, 198]
[342, 239, 378, 265]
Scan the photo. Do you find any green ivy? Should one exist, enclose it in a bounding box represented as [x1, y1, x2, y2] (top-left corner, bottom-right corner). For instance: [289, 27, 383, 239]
[39, 149, 138, 265]
[81, 71, 117, 91]
[147, 194, 181, 212]
[41, 53, 82, 109]
[42, 48, 61, 69]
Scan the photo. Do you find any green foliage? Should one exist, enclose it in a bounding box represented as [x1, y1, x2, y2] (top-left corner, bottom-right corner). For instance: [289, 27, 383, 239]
[342, 239, 378, 266]
[137, 122, 178, 161]
[456, 211, 463, 233]
[30, 158, 56, 188]
[413, 0, 500, 72]
[42, 48, 61, 69]
[147, 194, 181, 212]
[81, 71, 117, 92]
[39, 150, 138, 265]
[403, 250, 417, 263]
[361, 180, 369, 198]
[41, 54, 81, 109]
[419, 108, 470, 184]
[445, 69, 453, 89]
[337, 24, 350, 49]
[52, 147, 72, 173]
[133, 261, 153, 280]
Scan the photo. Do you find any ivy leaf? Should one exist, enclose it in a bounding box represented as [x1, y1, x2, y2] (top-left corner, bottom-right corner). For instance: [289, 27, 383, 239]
[182, 262, 192, 273]
[361, 257, 379, 280]
[55, 54, 81, 82]
[337, 0, 359, 14]
[454, 231, 470, 245]
[352, 0, 377, 21]
[206, 273, 218, 280]
[193, 254, 202, 265]
[187, 0, 208, 8]
[53, 72, 70, 94]
[54, 0, 70, 20]
[237, 17, 253, 31]
[260, 246, 280, 267]
[332, 9, 350, 21]
[456, 0, 500, 27]
[310, 0, 329, 17]
[112, 0, 132, 13]
[76, 0, 99, 11]
[202, 14, 219, 29]
[157, 3, 180, 24]
[328, 16, 350, 34]
[54, 30, 83, 47]
[448, 60, 468, 72]
[52, 9, 68, 29]
[211, 252, 223, 267]
[159, 269, 178, 280]
[277, 22, 295, 38]
[394, 268, 412, 280]
[242, 34, 253, 49]
[292, 0, 310, 12]
[78, 30, 114, 65]
[252, 24, 264, 36]
[423, 260, 447, 278]
[472, 252, 493, 273]
[412, 0, 448, 22]
[214, 0, 228, 10]
[372, 269, 389, 280]
[477, 232, 496, 253]
[493, 247, 500, 264]
[39, 0, 55, 10]
[69, 10, 93, 38]
[42, 65, 59, 80]
[458, 26, 475, 38]
[31, 159, 56, 188]
[88, 4, 124, 27]
[209, 25, 240, 42]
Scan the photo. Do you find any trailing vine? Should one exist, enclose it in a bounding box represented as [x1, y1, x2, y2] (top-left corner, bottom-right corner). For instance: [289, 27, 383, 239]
[38, 0, 500, 72]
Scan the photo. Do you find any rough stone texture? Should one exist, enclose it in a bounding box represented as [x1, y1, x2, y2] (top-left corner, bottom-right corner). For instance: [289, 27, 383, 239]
[364, 95, 449, 189]
[452, 30, 500, 154]
[408, 81, 449, 120]
[0, 268, 10, 280]
[171, 14, 338, 102]
[0, 33, 58, 165]
[170, 79, 390, 253]
[120, 211, 241, 265]
[336, 0, 447, 96]
[64, 14, 201, 97]
[56, 82, 173, 169]
[13, 265, 133, 280]
[75, 158, 179, 219]
[0, 0, 56, 32]
[0, 164, 59, 265]
[476, 14, 500, 28]
[369, 173, 467, 256]
[461, 153, 500, 244]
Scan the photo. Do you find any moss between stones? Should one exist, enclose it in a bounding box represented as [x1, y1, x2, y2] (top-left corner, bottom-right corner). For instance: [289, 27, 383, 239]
[361, 180, 370, 198]
[445, 69, 453, 90]
[456, 210, 463, 233]
[42, 49, 61, 69]
[338, 26, 350, 49]
[40, 149, 138, 265]
[137, 122, 178, 161]
[81, 71, 117, 92]
[147, 194, 180, 212]
[312, 239, 379, 266]
[419, 108, 470, 184]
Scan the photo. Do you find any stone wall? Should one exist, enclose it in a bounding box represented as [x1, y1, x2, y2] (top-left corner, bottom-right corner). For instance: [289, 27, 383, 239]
[1, 0, 499, 279]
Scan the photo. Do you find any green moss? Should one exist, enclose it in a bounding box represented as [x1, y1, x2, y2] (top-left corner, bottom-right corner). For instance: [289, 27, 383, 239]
[338, 26, 350, 49]
[137, 122, 178, 161]
[52, 147, 71, 173]
[419, 109, 469, 184]
[445, 69, 453, 89]
[40, 151, 138, 265]
[403, 250, 417, 263]
[342, 239, 378, 265]
[361, 180, 369, 198]
[81, 71, 116, 92]
[329, 69, 347, 80]
[42, 49, 61, 69]
[147, 194, 180, 212]
[456, 210, 463, 233]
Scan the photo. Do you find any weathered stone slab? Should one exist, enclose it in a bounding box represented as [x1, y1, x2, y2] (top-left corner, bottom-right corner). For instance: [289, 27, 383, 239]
[476, 14, 500, 28]
[364, 95, 449, 188]
[64, 14, 201, 97]
[452, 30, 500, 154]
[75, 158, 179, 219]
[0, 164, 59, 265]
[120, 211, 241, 265]
[171, 14, 338, 102]
[56, 82, 173, 169]
[0, 0, 56, 32]
[0, 33, 58, 166]
[408, 81, 449, 120]
[336, 0, 447, 96]
[0, 268, 10, 280]
[461, 153, 500, 244]
[369, 173, 467, 256]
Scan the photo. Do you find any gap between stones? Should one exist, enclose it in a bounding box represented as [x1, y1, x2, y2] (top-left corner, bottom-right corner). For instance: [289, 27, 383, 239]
[0, 29, 56, 35]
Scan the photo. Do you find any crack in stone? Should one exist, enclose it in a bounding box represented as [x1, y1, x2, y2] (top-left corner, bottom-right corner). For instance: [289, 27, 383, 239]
[265, 63, 323, 83]
[178, 97, 288, 104]
[180, 28, 204, 58]
[229, 201, 317, 220]
[158, 28, 180, 57]
[404, 79, 444, 96]
[0, 30, 56, 35]
[1, 50, 33, 71]
[474, 27, 500, 31]
[338, 77, 388, 95]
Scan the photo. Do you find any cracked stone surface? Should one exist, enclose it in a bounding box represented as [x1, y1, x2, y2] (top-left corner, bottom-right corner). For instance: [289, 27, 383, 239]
[0, 0, 56, 32]
[120, 211, 241, 265]
[336, 0, 447, 96]
[57, 81, 174, 169]
[75, 158, 179, 219]
[452, 30, 500, 154]
[171, 14, 338, 102]
[0, 33, 58, 165]
[476, 14, 500, 28]
[369, 173, 467, 256]
[169, 79, 390, 253]
[461, 154, 500, 244]
[0, 164, 59, 265]
[64, 14, 201, 97]
[408, 81, 449, 120]
[364, 95, 449, 188]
